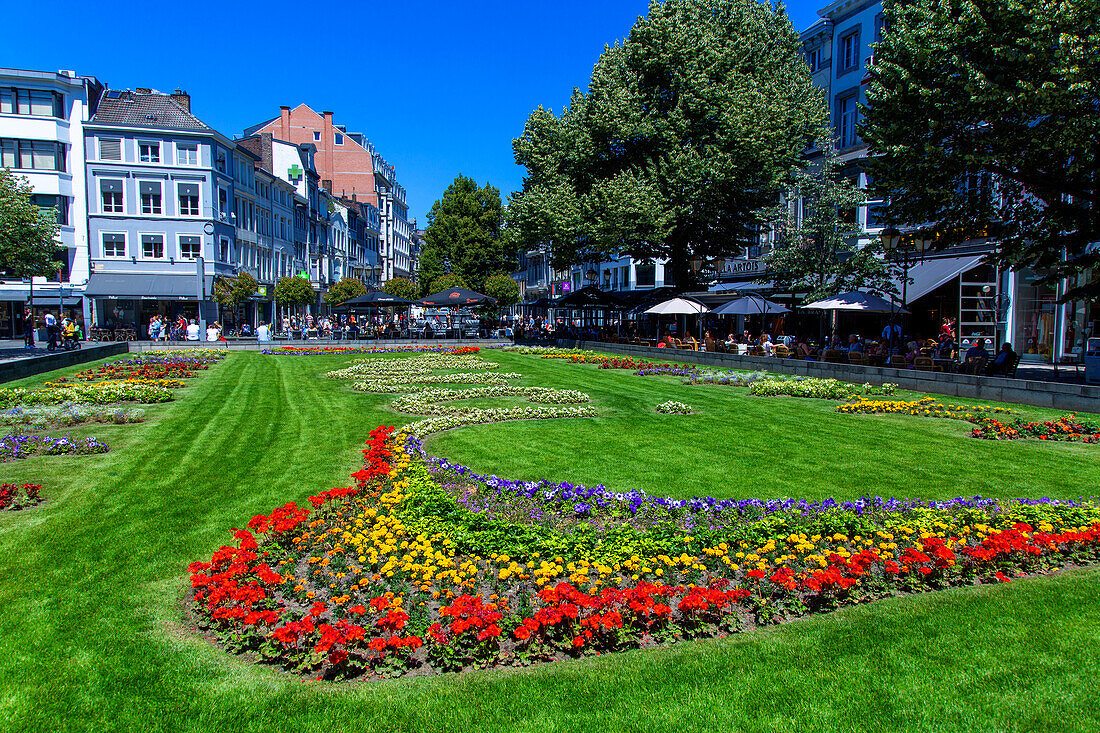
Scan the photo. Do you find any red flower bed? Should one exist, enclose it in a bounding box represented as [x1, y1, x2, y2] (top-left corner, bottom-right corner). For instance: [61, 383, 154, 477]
[971, 413, 1100, 442]
[0, 483, 43, 510]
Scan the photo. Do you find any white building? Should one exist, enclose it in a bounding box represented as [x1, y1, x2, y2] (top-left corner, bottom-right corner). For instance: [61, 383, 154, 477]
[0, 67, 103, 333]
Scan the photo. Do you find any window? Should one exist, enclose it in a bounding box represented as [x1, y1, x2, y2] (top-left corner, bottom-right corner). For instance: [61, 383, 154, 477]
[179, 235, 201, 260]
[99, 137, 121, 161]
[875, 13, 889, 43]
[142, 234, 165, 259]
[31, 194, 69, 226]
[176, 142, 198, 165]
[312, 131, 320, 141]
[1, 139, 64, 171]
[215, 148, 227, 173]
[218, 188, 229, 218]
[139, 181, 162, 214]
[139, 142, 160, 163]
[100, 179, 124, 213]
[838, 28, 860, 73]
[334, 132, 344, 145]
[636, 263, 656, 287]
[806, 47, 823, 73]
[102, 233, 125, 258]
[836, 92, 860, 148]
[219, 237, 230, 262]
[177, 183, 200, 216]
[0, 88, 62, 117]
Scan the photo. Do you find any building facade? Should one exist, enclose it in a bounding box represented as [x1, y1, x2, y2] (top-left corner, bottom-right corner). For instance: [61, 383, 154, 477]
[82, 88, 234, 334]
[245, 104, 412, 284]
[0, 67, 103, 335]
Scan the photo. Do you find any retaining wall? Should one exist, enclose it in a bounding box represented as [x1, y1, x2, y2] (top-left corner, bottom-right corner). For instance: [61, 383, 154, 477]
[0, 343, 130, 383]
[551, 340, 1100, 413]
[127, 338, 508, 353]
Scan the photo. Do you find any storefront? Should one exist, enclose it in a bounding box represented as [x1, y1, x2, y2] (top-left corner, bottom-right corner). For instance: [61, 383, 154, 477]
[84, 273, 215, 339]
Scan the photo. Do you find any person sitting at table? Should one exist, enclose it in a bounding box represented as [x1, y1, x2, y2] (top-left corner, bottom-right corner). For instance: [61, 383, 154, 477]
[904, 340, 921, 368]
[962, 338, 990, 373]
[795, 337, 814, 358]
[760, 333, 775, 356]
[986, 342, 1017, 376]
[846, 334, 863, 353]
[937, 335, 955, 360]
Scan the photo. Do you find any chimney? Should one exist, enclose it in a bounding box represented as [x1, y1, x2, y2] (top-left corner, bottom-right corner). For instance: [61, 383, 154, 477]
[279, 105, 291, 139]
[322, 179, 333, 192]
[170, 88, 190, 112]
[322, 111, 335, 187]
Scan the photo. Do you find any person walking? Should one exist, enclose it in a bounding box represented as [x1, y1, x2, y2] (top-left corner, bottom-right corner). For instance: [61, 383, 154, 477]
[44, 311, 59, 351]
[22, 308, 35, 349]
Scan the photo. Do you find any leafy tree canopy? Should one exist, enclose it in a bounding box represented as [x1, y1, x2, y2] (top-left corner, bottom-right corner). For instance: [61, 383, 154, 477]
[507, 0, 824, 290]
[274, 276, 316, 309]
[764, 139, 900, 303]
[482, 272, 520, 309]
[421, 175, 510, 294]
[862, 0, 1100, 300]
[0, 169, 62, 278]
[214, 272, 259, 309]
[324, 276, 368, 305]
[382, 277, 418, 301]
[428, 272, 468, 295]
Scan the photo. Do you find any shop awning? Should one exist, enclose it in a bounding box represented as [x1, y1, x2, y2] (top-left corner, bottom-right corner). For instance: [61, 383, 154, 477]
[84, 273, 214, 299]
[901, 255, 984, 303]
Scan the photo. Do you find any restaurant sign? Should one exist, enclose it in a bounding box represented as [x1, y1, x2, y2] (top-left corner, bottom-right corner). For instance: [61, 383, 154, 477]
[722, 259, 767, 275]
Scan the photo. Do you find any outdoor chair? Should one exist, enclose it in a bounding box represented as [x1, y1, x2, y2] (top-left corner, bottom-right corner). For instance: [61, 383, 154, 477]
[823, 349, 848, 364]
[888, 355, 908, 369]
[914, 356, 942, 372]
[705, 337, 717, 353]
[848, 351, 866, 365]
[773, 344, 790, 358]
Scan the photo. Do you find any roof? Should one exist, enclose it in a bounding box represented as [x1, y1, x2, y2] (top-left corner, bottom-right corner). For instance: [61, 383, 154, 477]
[91, 89, 211, 132]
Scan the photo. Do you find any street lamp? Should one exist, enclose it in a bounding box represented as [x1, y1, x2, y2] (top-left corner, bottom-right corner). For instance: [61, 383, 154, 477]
[881, 228, 930, 348]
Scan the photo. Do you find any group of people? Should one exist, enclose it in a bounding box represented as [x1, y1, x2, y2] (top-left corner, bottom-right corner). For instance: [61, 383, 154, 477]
[22, 309, 83, 351]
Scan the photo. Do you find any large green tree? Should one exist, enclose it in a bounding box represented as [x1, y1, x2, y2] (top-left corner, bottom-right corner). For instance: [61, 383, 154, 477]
[214, 272, 259, 326]
[764, 139, 899, 302]
[382, 276, 417, 301]
[324, 276, 368, 305]
[421, 176, 509, 294]
[507, 0, 823, 290]
[0, 169, 63, 279]
[428, 272, 468, 294]
[481, 272, 520, 325]
[861, 0, 1100, 300]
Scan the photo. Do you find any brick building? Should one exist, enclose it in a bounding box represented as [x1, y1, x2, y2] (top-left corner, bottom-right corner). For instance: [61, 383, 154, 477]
[244, 105, 411, 282]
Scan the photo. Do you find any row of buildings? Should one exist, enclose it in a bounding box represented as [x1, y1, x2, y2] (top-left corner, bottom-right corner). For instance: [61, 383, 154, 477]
[512, 0, 1095, 363]
[1, 66, 418, 336]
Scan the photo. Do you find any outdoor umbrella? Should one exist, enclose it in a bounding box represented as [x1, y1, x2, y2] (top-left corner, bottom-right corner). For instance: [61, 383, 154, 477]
[420, 287, 497, 307]
[643, 297, 710, 315]
[334, 290, 415, 310]
[553, 285, 627, 309]
[802, 291, 907, 314]
[711, 295, 790, 316]
[645, 297, 710, 343]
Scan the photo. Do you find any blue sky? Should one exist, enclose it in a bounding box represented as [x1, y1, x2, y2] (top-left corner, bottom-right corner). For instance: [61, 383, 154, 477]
[2, 0, 822, 224]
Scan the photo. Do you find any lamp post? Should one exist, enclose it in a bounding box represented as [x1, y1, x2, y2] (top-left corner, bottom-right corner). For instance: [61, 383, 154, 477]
[881, 228, 930, 349]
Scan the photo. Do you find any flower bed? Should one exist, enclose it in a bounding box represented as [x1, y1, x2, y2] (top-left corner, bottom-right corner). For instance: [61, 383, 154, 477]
[837, 397, 1015, 420]
[749, 377, 898, 400]
[0, 483, 43, 510]
[68, 359, 211, 382]
[971, 414, 1100, 443]
[391, 386, 590, 416]
[0, 434, 109, 461]
[656, 401, 693, 414]
[264, 345, 503, 356]
[190, 426, 1100, 680]
[0, 403, 144, 428]
[0, 382, 174, 408]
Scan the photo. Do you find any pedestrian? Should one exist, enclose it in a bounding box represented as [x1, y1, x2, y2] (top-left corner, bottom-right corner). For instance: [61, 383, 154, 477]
[44, 311, 59, 351]
[23, 308, 35, 349]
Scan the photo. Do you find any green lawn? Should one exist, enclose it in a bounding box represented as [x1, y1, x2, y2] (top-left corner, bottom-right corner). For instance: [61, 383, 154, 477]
[0, 350, 1097, 732]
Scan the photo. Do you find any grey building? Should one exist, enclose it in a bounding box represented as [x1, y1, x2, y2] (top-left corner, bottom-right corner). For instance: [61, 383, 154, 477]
[82, 88, 237, 333]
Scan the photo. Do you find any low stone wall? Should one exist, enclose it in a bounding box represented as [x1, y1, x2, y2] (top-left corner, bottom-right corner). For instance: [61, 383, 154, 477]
[552, 340, 1100, 413]
[128, 338, 509, 353]
[0, 343, 129, 383]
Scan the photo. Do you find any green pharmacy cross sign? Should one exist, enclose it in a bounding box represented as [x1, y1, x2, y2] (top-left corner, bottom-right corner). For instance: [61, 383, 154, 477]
[288, 164, 304, 182]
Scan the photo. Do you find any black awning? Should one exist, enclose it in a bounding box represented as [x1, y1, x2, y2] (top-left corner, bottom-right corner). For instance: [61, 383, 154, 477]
[84, 273, 214, 298]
